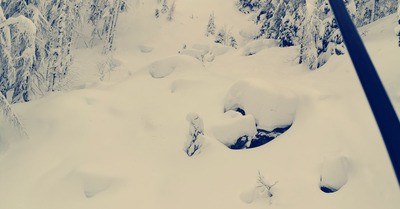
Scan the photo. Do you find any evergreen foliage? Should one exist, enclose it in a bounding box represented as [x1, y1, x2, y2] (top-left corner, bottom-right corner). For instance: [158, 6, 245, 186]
[237, 0, 397, 70]
[0, 0, 127, 103]
[205, 12, 216, 37]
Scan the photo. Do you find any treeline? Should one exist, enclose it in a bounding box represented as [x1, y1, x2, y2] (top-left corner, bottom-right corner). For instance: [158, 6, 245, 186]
[237, 0, 398, 69]
[0, 0, 126, 103]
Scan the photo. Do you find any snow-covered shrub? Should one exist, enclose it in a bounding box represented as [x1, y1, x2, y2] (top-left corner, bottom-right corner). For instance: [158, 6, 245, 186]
[184, 113, 204, 157]
[240, 171, 278, 205]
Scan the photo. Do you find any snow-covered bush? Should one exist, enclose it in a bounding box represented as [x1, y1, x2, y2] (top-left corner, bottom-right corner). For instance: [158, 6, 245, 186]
[184, 113, 204, 157]
[240, 171, 278, 205]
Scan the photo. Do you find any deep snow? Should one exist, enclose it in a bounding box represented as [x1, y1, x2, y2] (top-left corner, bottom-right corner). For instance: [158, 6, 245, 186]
[0, 0, 400, 209]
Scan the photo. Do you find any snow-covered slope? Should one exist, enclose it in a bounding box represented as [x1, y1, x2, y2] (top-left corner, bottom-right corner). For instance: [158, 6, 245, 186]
[1, 1, 399, 209]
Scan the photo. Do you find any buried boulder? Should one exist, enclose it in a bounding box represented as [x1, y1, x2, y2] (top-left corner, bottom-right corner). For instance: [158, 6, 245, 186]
[210, 111, 258, 149]
[215, 81, 297, 149]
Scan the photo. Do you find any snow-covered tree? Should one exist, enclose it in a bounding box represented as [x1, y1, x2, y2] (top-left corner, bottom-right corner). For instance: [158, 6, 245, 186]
[238, 0, 397, 70]
[161, 0, 169, 14]
[374, 0, 398, 21]
[397, 0, 400, 47]
[6, 16, 36, 103]
[299, 2, 320, 70]
[299, 0, 355, 70]
[184, 113, 204, 157]
[0, 91, 28, 140]
[205, 12, 216, 37]
[215, 26, 238, 48]
[277, 1, 305, 47]
[0, 0, 127, 103]
[236, 0, 263, 13]
[166, 1, 175, 21]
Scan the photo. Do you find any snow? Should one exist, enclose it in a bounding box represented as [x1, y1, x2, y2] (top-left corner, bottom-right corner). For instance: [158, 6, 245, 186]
[1, 1, 400, 209]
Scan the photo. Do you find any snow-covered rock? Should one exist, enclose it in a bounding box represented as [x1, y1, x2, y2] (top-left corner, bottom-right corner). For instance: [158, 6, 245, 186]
[224, 81, 297, 131]
[210, 110, 257, 148]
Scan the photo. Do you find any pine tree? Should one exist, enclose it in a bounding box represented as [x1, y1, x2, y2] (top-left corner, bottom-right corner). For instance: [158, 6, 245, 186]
[205, 12, 216, 37]
[161, 0, 169, 14]
[166, 1, 175, 21]
[7, 16, 37, 103]
[0, 8, 14, 99]
[397, 0, 400, 47]
[237, 0, 262, 13]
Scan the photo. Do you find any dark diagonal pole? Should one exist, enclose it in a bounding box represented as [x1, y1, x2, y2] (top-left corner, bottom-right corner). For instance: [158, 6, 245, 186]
[328, 0, 400, 186]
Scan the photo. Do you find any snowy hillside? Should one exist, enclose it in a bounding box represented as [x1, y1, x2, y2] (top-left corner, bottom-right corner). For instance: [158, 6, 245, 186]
[0, 0, 400, 209]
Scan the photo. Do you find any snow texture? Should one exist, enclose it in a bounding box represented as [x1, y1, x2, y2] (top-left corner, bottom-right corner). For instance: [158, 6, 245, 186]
[0, 1, 399, 209]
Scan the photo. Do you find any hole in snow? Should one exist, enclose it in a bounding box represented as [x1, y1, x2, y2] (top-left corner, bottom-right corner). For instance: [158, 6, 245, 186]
[320, 185, 338, 193]
[319, 156, 349, 194]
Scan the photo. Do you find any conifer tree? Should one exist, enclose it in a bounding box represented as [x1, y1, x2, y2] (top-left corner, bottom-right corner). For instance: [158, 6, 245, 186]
[161, 0, 169, 14]
[205, 12, 216, 37]
[166, 1, 175, 21]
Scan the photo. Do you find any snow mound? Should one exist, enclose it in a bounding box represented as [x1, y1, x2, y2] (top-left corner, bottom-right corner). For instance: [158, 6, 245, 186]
[78, 172, 115, 198]
[242, 39, 278, 56]
[147, 55, 203, 78]
[138, 45, 154, 53]
[210, 110, 257, 148]
[179, 43, 231, 63]
[224, 81, 297, 131]
[170, 79, 203, 93]
[320, 155, 350, 193]
[211, 44, 231, 56]
[179, 49, 206, 61]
